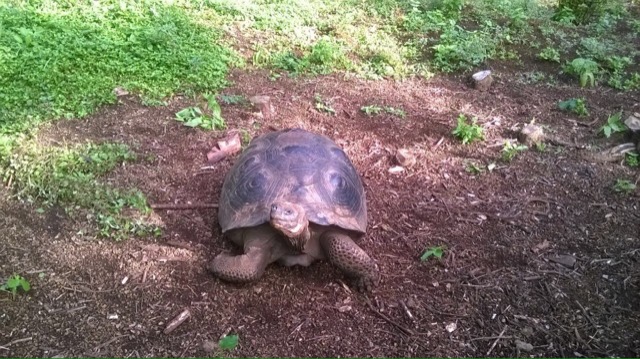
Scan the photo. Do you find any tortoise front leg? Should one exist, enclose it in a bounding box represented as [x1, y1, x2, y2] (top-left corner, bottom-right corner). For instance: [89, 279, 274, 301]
[207, 228, 276, 283]
[320, 231, 380, 291]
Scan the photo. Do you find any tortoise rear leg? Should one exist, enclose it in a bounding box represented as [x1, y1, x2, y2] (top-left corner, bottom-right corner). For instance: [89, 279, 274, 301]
[320, 231, 380, 291]
[207, 228, 278, 283]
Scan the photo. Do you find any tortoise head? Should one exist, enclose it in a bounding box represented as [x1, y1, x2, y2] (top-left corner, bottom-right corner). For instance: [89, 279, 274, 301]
[269, 201, 309, 251]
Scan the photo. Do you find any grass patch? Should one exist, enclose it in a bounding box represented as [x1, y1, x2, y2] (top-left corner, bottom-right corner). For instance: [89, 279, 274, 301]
[4, 140, 160, 240]
[0, 0, 236, 133]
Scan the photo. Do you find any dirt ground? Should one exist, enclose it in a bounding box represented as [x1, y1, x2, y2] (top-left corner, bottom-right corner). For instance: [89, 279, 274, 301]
[1, 66, 639, 357]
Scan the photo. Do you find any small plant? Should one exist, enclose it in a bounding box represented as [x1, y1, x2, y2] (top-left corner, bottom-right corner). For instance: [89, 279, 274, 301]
[554, 0, 606, 25]
[420, 246, 446, 261]
[599, 111, 626, 138]
[314, 94, 335, 115]
[563, 58, 599, 87]
[175, 94, 226, 131]
[538, 47, 561, 63]
[625, 152, 639, 167]
[501, 141, 528, 162]
[361, 105, 406, 118]
[218, 334, 239, 351]
[1, 274, 31, 297]
[465, 161, 484, 175]
[384, 106, 406, 118]
[219, 94, 247, 105]
[558, 98, 589, 117]
[452, 114, 484, 144]
[361, 105, 383, 116]
[613, 179, 636, 194]
[535, 142, 547, 152]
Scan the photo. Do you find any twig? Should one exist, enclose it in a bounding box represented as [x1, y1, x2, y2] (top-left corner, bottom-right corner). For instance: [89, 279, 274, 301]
[364, 298, 414, 336]
[151, 203, 218, 210]
[424, 305, 469, 318]
[400, 300, 414, 320]
[469, 335, 514, 342]
[1, 337, 33, 348]
[164, 308, 191, 334]
[486, 325, 508, 356]
[92, 335, 128, 352]
[575, 300, 598, 329]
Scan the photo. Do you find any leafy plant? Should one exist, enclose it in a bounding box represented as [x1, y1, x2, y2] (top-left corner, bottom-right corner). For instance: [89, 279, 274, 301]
[219, 94, 247, 105]
[554, 0, 606, 25]
[361, 105, 406, 118]
[1, 274, 31, 297]
[361, 105, 383, 116]
[314, 95, 335, 115]
[465, 161, 484, 174]
[613, 179, 636, 194]
[538, 47, 561, 63]
[420, 246, 446, 261]
[535, 142, 547, 152]
[175, 94, 226, 131]
[599, 111, 626, 138]
[563, 58, 599, 87]
[625, 152, 639, 167]
[558, 98, 589, 117]
[218, 334, 239, 351]
[384, 107, 406, 118]
[501, 141, 528, 162]
[452, 114, 484, 144]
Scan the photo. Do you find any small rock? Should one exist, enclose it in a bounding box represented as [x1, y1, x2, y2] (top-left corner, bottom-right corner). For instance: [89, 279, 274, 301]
[388, 166, 405, 174]
[202, 339, 217, 353]
[445, 322, 457, 333]
[625, 113, 640, 131]
[249, 95, 274, 119]
[531, 239, 550, 253]
[518, 123, 545, 146]
[549, 254, 576, 269]
[338, 305, 352, 313]
[471, 70, 493, 92]
[515, 339, 534, 352]
[395, 149, 416, 167]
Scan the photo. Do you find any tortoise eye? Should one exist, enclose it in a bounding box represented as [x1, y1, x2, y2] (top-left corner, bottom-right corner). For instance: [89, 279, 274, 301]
[330, 173, 346, 189]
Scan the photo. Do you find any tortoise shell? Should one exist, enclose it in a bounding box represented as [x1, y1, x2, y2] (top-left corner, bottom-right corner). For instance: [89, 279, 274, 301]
[218, 128, 367, 234]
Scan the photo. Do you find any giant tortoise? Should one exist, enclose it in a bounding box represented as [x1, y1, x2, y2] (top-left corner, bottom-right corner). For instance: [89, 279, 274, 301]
[208, 128, 379, 290]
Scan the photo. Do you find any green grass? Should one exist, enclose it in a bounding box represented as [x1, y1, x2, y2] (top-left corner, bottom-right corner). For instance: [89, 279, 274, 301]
[0, 0, 235, 135]
[4, 140, 160, 240]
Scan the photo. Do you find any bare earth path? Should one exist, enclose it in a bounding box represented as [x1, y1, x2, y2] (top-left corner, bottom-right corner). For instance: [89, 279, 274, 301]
[1, 69, 639, 357]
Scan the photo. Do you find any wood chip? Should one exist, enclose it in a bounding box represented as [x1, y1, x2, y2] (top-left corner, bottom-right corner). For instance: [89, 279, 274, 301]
[164, 308, 191, 335]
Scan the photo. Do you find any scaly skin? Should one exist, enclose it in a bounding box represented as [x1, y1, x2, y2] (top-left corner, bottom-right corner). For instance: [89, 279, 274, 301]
[207, 246, 270, 283]
[320, 231, 380, 292]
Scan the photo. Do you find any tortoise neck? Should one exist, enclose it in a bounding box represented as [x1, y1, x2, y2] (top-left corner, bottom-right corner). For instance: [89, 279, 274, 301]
[286, 225, 311, 252]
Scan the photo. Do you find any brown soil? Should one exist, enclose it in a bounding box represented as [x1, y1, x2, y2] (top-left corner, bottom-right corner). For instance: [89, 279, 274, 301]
[1, 67, 639, 358]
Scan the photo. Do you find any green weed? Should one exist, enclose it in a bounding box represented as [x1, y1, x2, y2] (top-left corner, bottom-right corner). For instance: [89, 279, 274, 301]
[218, 334, 239, 351]
[1, 274, 31, 298]
[452, 114, 484, 144]
[599, 111, 626, 138]
[361, 105, 406, 118]
[420, 246, 446, 261]
[3, 141, 160, 240]
[538, 47, 561, 63]
[613, 179, 636, 194]
[558, 98, 589, 117]
[563, 58, 599, 87]
[175, 94, 226, 131]
[501, 141, 528, 162]
[465, 161, 484, 175]
[625, 152, 639, 168]
[314, 95, 335, 115]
